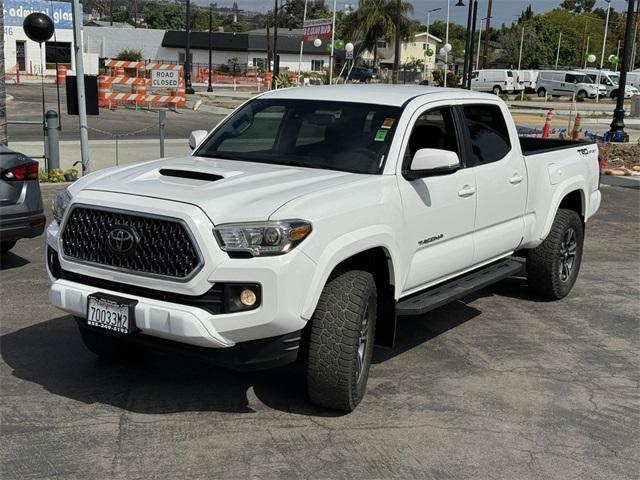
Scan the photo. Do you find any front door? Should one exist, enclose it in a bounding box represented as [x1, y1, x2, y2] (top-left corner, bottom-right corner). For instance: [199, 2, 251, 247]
[397, 106, 477, 293]
[16, 41, 26, 72]
[458, 102, 527, 263]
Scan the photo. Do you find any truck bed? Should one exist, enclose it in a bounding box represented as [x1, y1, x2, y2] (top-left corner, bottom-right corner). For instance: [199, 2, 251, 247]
[519, 136, 595, 156]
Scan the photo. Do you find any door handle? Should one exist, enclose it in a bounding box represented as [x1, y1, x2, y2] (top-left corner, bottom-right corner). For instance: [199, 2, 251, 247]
[458, 185, 476, 198]
[509, 173, 524, 185]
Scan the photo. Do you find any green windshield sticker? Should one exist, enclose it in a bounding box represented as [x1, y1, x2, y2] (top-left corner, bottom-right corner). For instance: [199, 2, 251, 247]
[374, 129, 388, 142]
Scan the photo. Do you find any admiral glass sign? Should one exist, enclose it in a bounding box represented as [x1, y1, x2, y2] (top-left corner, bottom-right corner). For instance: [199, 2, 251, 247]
[3, 0, 79, 32]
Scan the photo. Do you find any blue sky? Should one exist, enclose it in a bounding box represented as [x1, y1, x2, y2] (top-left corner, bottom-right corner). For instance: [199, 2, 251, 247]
[205, 0, 632, 27]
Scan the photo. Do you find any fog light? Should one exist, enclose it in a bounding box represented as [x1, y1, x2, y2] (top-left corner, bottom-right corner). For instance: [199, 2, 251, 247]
[240, 288, 257, 307]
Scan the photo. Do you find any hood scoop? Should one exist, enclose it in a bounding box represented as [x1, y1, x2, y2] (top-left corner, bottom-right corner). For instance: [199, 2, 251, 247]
[159, 169, 224, 182]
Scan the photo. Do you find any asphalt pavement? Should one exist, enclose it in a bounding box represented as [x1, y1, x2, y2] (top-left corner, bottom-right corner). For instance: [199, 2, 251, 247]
[0, 184, 638, 480]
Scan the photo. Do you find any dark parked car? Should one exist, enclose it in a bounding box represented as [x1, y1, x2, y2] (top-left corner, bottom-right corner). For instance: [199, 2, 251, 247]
[0, 146, 46, 254]
[346, 67, 374, 83]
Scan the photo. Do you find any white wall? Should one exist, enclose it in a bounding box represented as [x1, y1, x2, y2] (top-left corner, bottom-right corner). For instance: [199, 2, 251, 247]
[84, 26, 166, 60]
[4, 27, 75, 75]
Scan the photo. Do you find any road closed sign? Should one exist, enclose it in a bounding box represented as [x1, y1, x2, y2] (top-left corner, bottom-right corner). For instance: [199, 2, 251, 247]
[151, 70, 179, 88]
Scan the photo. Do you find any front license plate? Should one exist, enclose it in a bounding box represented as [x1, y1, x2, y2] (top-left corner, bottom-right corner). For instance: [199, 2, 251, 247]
[87, 293, 137, 334]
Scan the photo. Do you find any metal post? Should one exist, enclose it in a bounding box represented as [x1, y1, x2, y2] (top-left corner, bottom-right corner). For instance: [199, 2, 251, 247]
[476, 19, 484, 71]
[45, 111, 60, 173]
[608, 0, 636, 142]
[185, 0, 195, 94]
[272, 0, 279, 89]
[72, 0, 90, 174]
[444, 0, 450, 87]
[517, 25, 524, 72]
[467, 1, 478, 90]
[207, 4, 213, 92]
[463, 0, 474, 89]
[298, 0, 309, 83]
[159, 109, 166, 158]
[555, 31, 562, 69]
[482, 0, 492, 69]
[329, 0, 338, 84]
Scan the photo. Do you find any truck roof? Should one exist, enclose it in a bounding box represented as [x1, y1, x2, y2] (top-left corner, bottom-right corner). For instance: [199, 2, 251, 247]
[259, 84, 494, 107]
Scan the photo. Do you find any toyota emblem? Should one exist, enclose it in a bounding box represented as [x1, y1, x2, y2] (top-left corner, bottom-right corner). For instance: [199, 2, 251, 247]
[107, 225, 139, 255]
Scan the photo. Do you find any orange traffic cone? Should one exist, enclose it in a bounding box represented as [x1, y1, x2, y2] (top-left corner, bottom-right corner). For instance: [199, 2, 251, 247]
[571, 113, 582, 140]
[542, 109, 554, 139]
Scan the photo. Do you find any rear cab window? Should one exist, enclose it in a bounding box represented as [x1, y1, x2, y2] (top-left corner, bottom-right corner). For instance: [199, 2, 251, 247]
[461, 104, 511, 165]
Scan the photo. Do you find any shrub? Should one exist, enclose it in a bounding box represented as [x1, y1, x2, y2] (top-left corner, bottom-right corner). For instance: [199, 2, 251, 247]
[116, 48, 143, 61]
[48, 169, 65, 183]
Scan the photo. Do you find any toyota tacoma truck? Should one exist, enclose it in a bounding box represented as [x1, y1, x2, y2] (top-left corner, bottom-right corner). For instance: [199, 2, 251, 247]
[46, 86, 601, 411]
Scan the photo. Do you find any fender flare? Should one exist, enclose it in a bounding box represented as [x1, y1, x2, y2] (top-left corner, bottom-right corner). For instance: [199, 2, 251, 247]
[299, 225, 403, 320]
[539, 179, 587, 242]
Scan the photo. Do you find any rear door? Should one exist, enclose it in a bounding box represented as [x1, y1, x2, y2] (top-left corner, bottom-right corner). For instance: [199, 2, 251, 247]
[397, 104, 477, 293]
[458, 102, 527, 263]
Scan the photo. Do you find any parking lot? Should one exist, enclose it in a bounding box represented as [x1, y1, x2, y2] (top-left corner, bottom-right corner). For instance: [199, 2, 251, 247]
[0, 184, 638, 479]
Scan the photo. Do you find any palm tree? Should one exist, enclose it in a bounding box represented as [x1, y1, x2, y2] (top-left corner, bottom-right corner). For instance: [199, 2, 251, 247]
[341, 0, 414, 72]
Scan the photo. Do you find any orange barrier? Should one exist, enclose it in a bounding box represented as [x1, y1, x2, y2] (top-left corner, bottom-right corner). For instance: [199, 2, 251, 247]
[98, 75, 112, 107]
[6, 64, 20, 84]
[56, 65, 67, 85]
[145, 63, 183, 71]
[105, 59, 145, 70]
[541, 109, 554, 139]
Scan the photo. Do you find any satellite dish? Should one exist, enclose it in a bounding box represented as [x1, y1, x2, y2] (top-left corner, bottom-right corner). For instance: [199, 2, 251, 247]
[23, 12, 55, 44]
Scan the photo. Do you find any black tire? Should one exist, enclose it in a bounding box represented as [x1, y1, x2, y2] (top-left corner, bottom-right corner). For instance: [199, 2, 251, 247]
[537, 87, 546, 97]
[576, 90, 587, 100]
[1, 241, 17, 255]
[492, 85, 502, 95]
[610, 89, 618, 99]
[307, 270, 377, 411]
[77, 319, 142, 360]
[526, 209, 584, 300]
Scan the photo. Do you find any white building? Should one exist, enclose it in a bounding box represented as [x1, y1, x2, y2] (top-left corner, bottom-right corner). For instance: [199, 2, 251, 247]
[362, 32, 441, 70]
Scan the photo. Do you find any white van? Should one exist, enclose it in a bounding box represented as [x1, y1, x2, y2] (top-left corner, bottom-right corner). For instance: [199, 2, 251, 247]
[579, 69, 638, 98]
[516, 70, 538, 92]
[536, 70, 606, 99]
[470, 69, 517, 94]
[628, 70, 640, 89]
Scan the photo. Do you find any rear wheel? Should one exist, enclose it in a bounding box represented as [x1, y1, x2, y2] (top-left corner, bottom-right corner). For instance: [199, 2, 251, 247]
[492, 85, 502, 95]
[77, 319, 142, 360]
[526, 209, 584, 300]
[307, 270, 377, 411]
[0, 241, 16, 255]
[537, 87, 546, 97]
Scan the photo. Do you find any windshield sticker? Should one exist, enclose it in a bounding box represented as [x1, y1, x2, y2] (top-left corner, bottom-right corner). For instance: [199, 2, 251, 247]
[381, 118, 395, 129]
[374, 129, 389, 142]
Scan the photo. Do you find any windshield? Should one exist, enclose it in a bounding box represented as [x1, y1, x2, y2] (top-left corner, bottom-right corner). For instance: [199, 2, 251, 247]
[195, 99, 402, 174]
[609, 74, 620, 85]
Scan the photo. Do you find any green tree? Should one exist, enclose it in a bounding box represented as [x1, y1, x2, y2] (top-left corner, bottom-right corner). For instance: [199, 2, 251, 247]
[146, 3, 185, 30]
[560, 0, 596, 13]
[340, 0, 414, 68]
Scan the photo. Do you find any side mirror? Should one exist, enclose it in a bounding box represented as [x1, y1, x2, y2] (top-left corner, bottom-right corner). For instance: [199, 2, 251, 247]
[405, 148, 461, 180]
[189, 130, 208, 150]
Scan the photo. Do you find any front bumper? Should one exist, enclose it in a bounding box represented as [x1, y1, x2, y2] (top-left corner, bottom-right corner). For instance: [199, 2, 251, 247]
[46, 191, 317, 357]
[0, 211, 46, 242]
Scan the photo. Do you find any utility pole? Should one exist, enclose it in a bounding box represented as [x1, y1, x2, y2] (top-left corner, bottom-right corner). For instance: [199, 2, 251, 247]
[185, 0, 195, 94]
[72, 0, 90, 173]
[482, 0, 492, 69]
[329, 0, 338, 84]
[555, 31, 562, 69]
[272, 0, 279, 88]
[608, 0, 636, 142]
[463, 0, 474, 88]
[207, 4, 213, 92]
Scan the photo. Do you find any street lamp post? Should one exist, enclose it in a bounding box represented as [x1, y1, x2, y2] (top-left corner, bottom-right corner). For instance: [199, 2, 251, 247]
[608, 0, 636, 142]
[555, 31, 562, 69]
[466, 0, 477, 89]
[207, 4, 213, 93]
[476, 18, 485, 70]
[423, 8, 441, 82]
[185, 0, 195, 94]
[272, 0, 279, 89]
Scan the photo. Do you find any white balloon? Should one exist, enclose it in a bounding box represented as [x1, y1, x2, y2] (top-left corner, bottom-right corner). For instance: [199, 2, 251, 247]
[443, 43, 452, 53]
[587, 54, 596, 63]
[440, 47, 446, 55]
[345, 42, 354, 52]
[313, 38, 322, 47]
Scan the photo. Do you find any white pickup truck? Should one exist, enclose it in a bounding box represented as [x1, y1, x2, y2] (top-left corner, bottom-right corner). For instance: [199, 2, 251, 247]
[47, 86, 601, 411]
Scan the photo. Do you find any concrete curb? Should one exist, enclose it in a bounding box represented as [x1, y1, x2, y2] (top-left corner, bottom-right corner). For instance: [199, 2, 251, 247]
[600, 175, 640, 189]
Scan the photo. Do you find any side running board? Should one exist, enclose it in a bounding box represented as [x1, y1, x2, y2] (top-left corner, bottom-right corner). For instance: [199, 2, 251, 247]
[396, 258, 525, 316]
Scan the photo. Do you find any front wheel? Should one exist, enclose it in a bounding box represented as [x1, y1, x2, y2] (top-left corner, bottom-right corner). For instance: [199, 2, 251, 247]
[576, 90, 587, 100]
[307, 270, 377, 411]
[610, 89, 618, 99]
[537, 87, 546, 97]
[526, 209, 584, 300]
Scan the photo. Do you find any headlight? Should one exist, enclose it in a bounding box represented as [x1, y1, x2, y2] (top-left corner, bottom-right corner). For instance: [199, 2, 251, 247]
[52, 189, 72, 225]
[213, 220, 312, 257]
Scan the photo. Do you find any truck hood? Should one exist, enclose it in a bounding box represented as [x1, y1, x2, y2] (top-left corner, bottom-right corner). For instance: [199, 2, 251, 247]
[74, 156, 361, 224]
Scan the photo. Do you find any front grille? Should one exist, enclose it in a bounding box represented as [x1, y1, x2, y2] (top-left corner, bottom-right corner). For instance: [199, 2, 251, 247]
[61, 206, 202, 280]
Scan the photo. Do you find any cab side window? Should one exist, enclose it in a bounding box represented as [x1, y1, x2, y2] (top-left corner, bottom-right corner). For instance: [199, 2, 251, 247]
[461, 104, 511, 165]
[406, 108, 459, 161]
